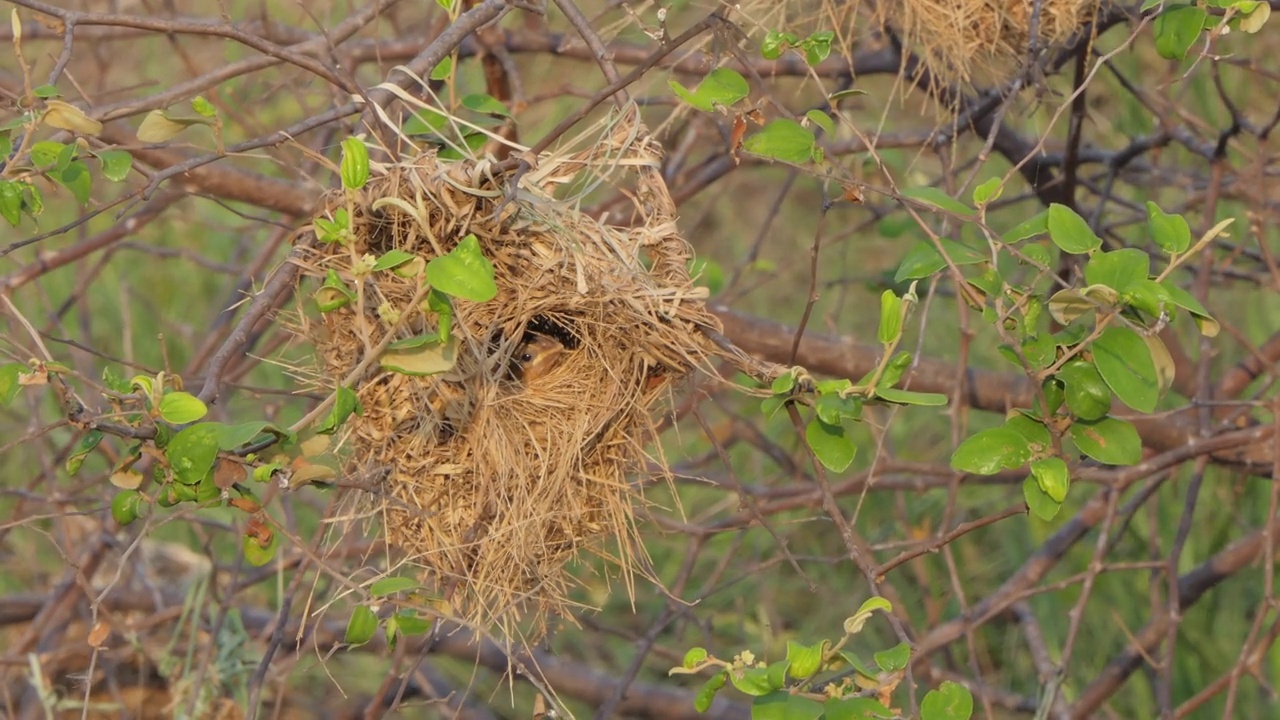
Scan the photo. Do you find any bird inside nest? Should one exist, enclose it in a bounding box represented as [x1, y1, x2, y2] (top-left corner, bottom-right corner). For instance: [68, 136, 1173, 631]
[511, 333, 566, 384]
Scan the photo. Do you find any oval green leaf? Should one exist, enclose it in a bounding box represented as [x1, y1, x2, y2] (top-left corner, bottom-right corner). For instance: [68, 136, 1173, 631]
[345, 605, 378, 646]
[426, 234, 498, 302]
[1047, 203, 1101, 254]
[167, 422, 221, 485]
[900, 186, 972, 217]
[159, 391, 208, 425]
[1092, 326, 1159, 413]
[1069, 416, 1142, 465]
[742, 119, 817, 164]
[1084, 248, 1149, 294]
[1146, 201, 1190, 254]
[1030, 457, 1070, 503]
[805, 418, 857, 472]
[950, 427, 1030, 475]
[1018, 479, 1059, 517]
[921, 680, 975, 720]
[1057, 360, 1111, 421]
[370, 576, 421, 596]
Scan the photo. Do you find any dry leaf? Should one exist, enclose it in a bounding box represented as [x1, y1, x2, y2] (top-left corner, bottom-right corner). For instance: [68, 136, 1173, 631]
[109, 469, 143, 490]
[42, 100, 102, 136]
[87, 620, 110, 648]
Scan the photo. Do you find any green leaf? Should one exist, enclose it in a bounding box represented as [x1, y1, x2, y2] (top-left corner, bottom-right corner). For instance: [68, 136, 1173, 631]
[1084, 248, 1149, 294]
[1154, 5, 1208, 60]
[190, 95, 217, 117]
[33, 84, 59, 98]
[426, 234, 498, 302]
[461, 92, 510, 116]
[1046, 203, 1101, 254]
[893, 238, 986, 283]
[728, 666, 776, 697]
[340, 137, 370, 190]
[874, 388, 949, 406]
[802, 30, 834, 66]
[1002, 209, 1049, 243]
[393, 610, 432, 636]
[695, 672, 728, 713]
[216, 421, 289, 450]
[54, 160, 92, 205]
[668, 67, 750, 112]
[317, 386, 362, 435]
[900, 186, 972, 216]
[1092, 326, 1159, 412]
[313, 274, 353, 312]
[345, 605, 378, 646]
[0, 180, 19, 227]
[111, 489, 145, 526]
[825, 697, 895, 720]
[137, 109, 212, 143]
[751, 692, 823, 720]
[426, 289, 453, 342]
[950, 428, 1030, 475]
[815, 393, 862, 425]
[159, 391, 208, 425]
[404, 108, 450, 136]
[683, 647, 709, 669]
[742, 119, 817, 164]
[1021, 244, 1053, 270]
[1030, 457, 1070, 503]
[972, 177, 1003, 206]
[761, 30, 798, 59]
[1005, 413, 1052, 449]
[1160, 281, 1219, 337]
[772, 372, 797, 395]
[381, 334, 459, 376]
[1070, 416, 1142, 465]
[1123, 278, 1174, 318]
[167, 422, 221, 485]
[856, 596, 892, 616]
[29, 141, 64, 169]
[786, 640, 826, 679]
[96, 150, 132, 181]
[0, 363, 24, 406]
[369, 576, 420, 596]
[874, 642, 910, 672]
[1023, 477, 1062, 521]
[1057, 360, 1111, 421]
[66, 430, 104, 475]
[372, 249, 416, 271]
[1037, 378, 1065, 417]
[243, 529, 278, 567]
[1008, 333, 1056, 372]
[430, 57, 453, 81]
[690, 257, 725, 295]
[877, 289, 903, 345]
[921, 680, 975, 720]
[805, 109, 835, 136]
[806, 418, 857, 472]
[1146, 201, 1190, 254]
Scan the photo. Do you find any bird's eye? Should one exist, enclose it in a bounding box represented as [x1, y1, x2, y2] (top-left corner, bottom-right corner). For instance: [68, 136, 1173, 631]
[521, 352, 534, 363]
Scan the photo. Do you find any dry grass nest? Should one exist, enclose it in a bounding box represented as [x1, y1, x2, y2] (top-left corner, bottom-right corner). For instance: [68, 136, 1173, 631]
[822, 0, 1104, 90]
[291, 116, 726, 634]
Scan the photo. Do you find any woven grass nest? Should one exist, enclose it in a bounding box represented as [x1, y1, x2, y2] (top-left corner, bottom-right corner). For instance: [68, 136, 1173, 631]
[865, 0, 1103, 88]
[293, 114, 722, 633]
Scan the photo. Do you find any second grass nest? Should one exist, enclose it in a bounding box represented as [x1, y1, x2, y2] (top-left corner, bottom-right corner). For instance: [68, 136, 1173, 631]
[294, 115, 722, 633]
